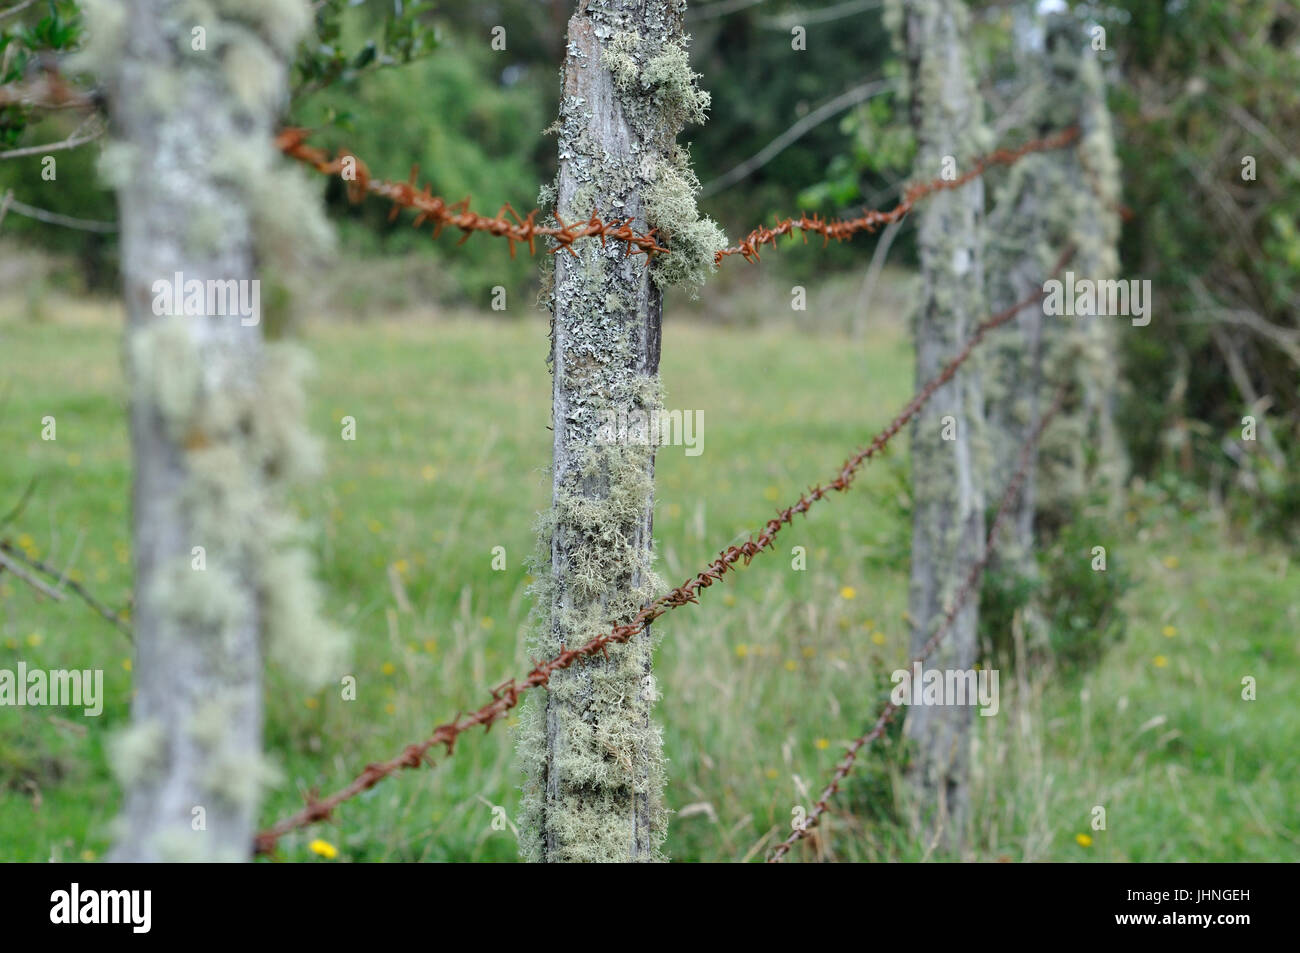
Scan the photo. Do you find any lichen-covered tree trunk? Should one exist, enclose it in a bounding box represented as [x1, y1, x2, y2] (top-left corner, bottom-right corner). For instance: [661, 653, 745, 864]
[517, 0, 723, 862]
[87, 0, 341, 861]
[888, 0, 990, 849]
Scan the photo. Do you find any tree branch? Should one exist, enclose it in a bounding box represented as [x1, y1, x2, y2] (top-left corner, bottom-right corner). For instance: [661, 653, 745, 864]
[1, 195, 117, 232]
[0, 0, 38, 20]
[0, 122, 103, 160]
[700, 78, 894, 197]
[0, 547, 67, 602]
[0, 540, 133, 640]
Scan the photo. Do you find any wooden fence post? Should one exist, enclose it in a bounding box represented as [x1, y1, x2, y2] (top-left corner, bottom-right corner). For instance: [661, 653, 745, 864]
[888, 0, 990, 850]
[86, 0, 344, 861]
[517, 0, 725, 862]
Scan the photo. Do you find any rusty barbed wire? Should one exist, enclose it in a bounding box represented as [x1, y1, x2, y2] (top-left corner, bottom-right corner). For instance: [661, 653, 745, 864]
[1075, 142, 1136, 223]
[252, 246, 1073, 857]
[276, 127, 1080, 268]
[767, 383, 1070, 863]
[715, 127, 1080, 264]
[274, 127, 669, 261]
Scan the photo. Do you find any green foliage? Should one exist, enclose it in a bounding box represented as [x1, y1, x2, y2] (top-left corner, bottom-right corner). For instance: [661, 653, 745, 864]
[291, 19, 546, 305]
[1102, 0, 1300, 538]
[0, 0, 84, 147]
[1036, 512, 1133, 670]
[292, 0, 438, 106]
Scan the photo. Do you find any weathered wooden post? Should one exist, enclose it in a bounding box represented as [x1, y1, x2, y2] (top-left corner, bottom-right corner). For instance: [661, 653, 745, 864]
[517, 0, 724, 862]
[887, 0, 990, 849]
[983, 13, 1125, 608]
[83, 0, 345, 861]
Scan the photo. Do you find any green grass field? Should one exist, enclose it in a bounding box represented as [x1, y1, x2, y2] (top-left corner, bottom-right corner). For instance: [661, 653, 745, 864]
[1, 296, 1296, 862]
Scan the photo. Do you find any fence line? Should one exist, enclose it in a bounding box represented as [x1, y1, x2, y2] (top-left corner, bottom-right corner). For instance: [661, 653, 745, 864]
[768, 384, 1069, 862]
[276, 126, 1079, 268]
[251, 246, 1073, 856]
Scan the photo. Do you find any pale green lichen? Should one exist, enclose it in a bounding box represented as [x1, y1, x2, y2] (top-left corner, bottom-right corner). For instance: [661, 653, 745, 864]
[644, 154, 728, 293]
[216, 0, 312, 56]
[600, 31, 642, 91]
[64, 0, 127, 75]
[190, 694, 284, 810]
[131, 320, 348, 691]
[107, 719, 168, 788]
[518, 0, 728, 863]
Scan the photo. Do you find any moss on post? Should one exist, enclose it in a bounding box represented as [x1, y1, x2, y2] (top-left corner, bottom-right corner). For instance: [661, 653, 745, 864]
[83, 0, 343, 861]
[886, 0, 989, 850]
[517, 0, 724, 862]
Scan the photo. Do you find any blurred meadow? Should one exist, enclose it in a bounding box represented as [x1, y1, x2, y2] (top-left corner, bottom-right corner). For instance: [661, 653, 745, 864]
[2, 267, 1295, 862]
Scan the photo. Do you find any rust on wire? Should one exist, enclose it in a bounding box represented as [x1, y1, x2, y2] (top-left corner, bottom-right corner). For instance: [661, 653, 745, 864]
[767, 383, 1070, 863]
[276, 127, 1081, 268]
[274, 127, 669, 261]
[251, 246, 1073, 857]
[715, 127, 1081, 264]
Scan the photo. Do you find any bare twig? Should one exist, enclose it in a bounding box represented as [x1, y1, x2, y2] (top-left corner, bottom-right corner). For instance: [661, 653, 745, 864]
[852, 218, 903, 338]
[0, 547, 66, 601]
[0, 196, 117, 232]
[759, 0, 882, 30]
[0, 0, 38, 20]
[686, 0, 767, 23]
[700, 79, 895, 198]
[0, 540, 133, 640]
[0, 121, 103, 160]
